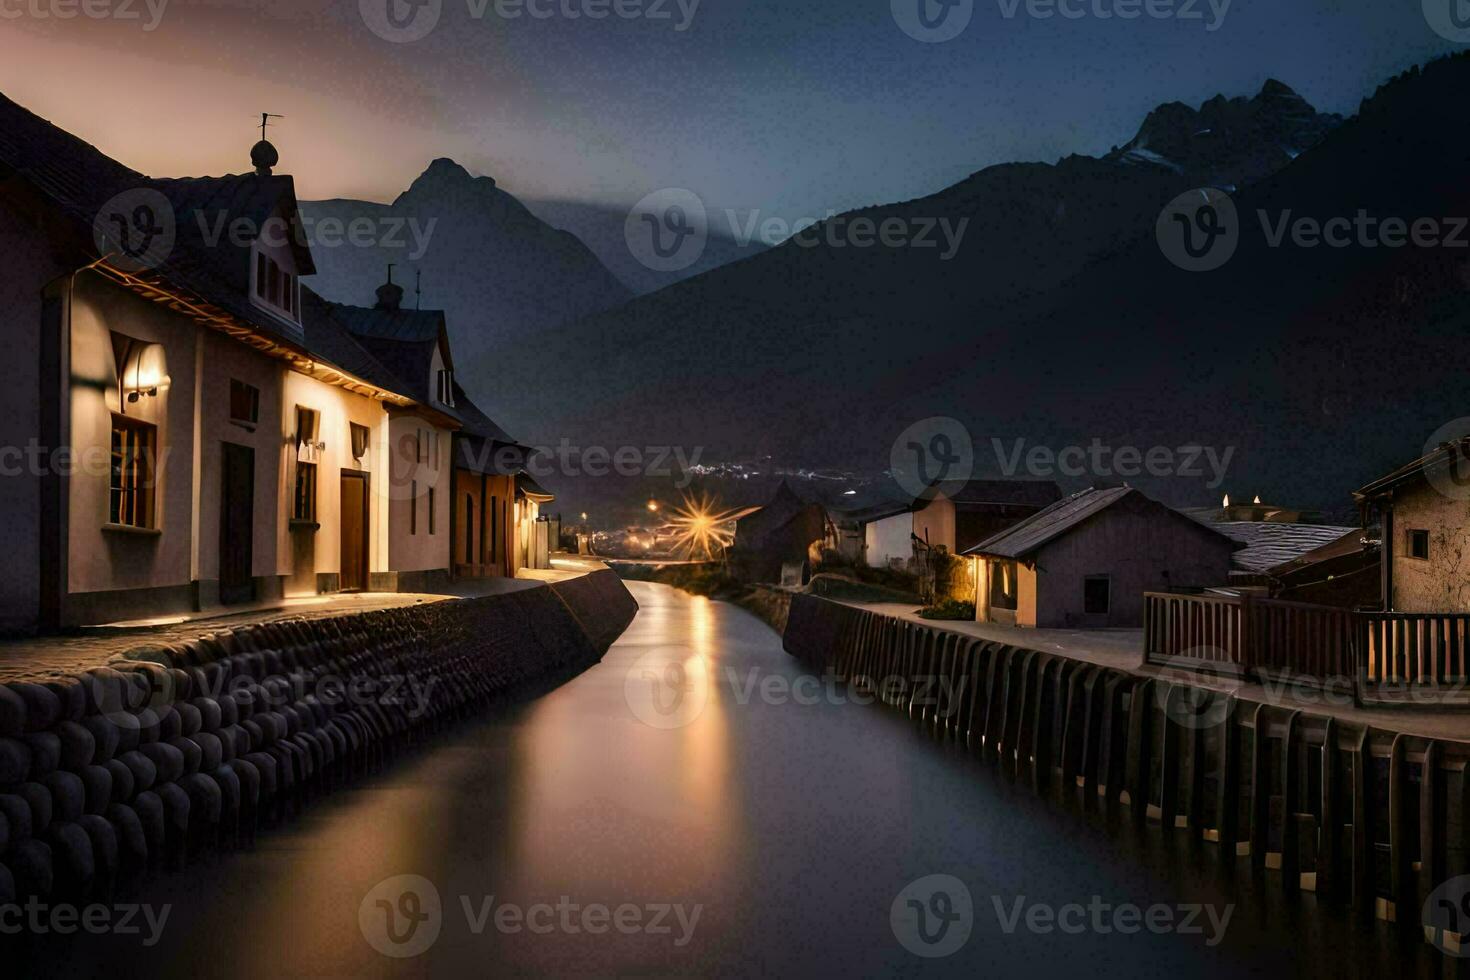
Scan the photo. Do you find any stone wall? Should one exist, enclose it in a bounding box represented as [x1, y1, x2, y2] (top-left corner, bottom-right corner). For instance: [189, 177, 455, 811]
[784, 593, 1470, 942]
[0, 570, 635, 905]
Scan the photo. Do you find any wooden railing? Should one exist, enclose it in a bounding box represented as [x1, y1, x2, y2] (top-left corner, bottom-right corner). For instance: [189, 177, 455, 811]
[1143, 592, 1246, 668]
[1146, 592, 1470, 697]
[1145, 592, 1357, 684]
[1247, 597, 1360, 682]
[1361, 611, 1470, 685]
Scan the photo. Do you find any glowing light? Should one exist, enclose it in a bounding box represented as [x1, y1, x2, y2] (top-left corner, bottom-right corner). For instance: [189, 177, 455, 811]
[1223, 494, 1231, 508]
[668, 492, 740, 560]
[647, 500, 660, 513]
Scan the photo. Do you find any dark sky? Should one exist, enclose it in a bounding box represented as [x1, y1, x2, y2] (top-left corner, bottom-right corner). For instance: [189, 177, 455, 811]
[0, 1, 1459, 218]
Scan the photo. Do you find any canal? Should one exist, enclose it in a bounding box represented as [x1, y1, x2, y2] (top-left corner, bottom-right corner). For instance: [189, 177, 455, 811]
[22, 582, 1442, 977]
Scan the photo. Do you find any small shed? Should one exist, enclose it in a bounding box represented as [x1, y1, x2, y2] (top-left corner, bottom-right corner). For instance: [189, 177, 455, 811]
[728, 482, 831, 583]
[964, 486, 1237, 629]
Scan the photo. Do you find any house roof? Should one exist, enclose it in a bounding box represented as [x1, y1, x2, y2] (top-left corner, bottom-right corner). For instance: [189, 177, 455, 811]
[1265, 527, 1368, 578]
[1209, 521, 1359, 574]
[837, 499, 922, 524]
[0, 90, 144, 231]
[0, 90, 373, 376]
[517, 471, 555, 503]
[964, 486, 1236, 562]
[300, 289, 472, 428]
[1355, 438, 1470, 501]
[943, 479, 1064, 508]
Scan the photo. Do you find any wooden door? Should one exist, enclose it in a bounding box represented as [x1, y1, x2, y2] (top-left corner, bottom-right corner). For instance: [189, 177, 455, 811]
[340, 472, 368, 592]
[219, 442, 255, 605]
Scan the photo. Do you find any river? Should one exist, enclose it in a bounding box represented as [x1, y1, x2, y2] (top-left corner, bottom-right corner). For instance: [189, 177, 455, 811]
[21, 582, 1440, 977]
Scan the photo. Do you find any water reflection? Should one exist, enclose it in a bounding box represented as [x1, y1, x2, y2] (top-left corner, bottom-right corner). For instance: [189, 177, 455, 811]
[16, 583, 1450, 978]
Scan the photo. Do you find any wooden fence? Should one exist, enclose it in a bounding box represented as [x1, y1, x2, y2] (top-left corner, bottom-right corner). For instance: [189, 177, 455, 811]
[1144, 593, 1468, 697]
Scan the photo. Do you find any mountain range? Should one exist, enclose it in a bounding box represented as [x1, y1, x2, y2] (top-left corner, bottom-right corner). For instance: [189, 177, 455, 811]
[306, 59, 1470, 520]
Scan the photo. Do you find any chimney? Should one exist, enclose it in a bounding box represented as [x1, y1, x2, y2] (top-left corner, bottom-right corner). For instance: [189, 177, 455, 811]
[375, 264, 404, 312]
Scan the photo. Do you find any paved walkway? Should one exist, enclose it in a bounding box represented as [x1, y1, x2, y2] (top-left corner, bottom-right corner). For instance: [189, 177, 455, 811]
[840, 600, 1470, 744]
[0, 568, 580, 684]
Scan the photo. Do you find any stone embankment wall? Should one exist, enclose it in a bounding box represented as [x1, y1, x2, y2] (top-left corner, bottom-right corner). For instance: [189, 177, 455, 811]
[0, 571, 636, 906]
[784, 593, 1470, 947]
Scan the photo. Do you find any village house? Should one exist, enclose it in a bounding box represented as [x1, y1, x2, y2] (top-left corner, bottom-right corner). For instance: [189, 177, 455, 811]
[965, 486, 1237, 628]
[728, 481, 834, 584]
[1354, 438, 1470, 613]
[0, 92, 545, 633]
[844, 479, 1062, 569]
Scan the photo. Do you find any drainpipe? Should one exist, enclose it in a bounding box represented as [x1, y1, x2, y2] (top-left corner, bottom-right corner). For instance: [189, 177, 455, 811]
[1380, 499, 1393, 612]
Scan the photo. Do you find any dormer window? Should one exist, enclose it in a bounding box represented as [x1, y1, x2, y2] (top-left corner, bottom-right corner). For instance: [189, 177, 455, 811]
[436, 369, 456, 407]
[253, 247, 300, 327]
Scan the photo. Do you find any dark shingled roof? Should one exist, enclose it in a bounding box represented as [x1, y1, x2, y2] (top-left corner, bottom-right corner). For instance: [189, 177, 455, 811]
[0, 88, 528, 460]
[1208, 521, 1358, 574]
[944, 479, 1064, 508]
[0, 90, 313, 354]
[1355, 438, 1470, 501]
[964, 486, 1236, 561]
[298, 287, 409, 396]
[0, 90, 143, 228]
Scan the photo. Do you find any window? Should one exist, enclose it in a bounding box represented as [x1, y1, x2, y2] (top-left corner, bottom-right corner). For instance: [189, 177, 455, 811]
[109, 415, 156, 528]
[429, 487, 436, 534]
[1409, 529, 1430, 561]
[436, 369, 455, 406]
[252, 249, 300, 324]
[411, 481, 418, 534]
[350, 423, 370, 460]
[490, 495, 499, 560]
[465, 494, 475, 562]
[293, 462, 317, 522]
[1084, 575, 1111, 615]
[229, 379, 259, 426]
[989, 561, 1018, 611]
[295, 406, 319, 452]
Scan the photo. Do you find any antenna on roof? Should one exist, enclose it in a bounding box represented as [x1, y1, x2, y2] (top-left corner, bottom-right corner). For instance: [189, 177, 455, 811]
[415, 270, 422, 310]
[386, 262, 396, 285]
[259, 113, 284, 141]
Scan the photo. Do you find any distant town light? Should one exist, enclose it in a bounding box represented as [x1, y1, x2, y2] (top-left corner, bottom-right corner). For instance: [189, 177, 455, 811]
[647, 500, 660, 513]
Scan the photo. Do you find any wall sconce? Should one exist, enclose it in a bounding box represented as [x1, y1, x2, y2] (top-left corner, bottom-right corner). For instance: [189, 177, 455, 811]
[119, 341, 169, 410]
